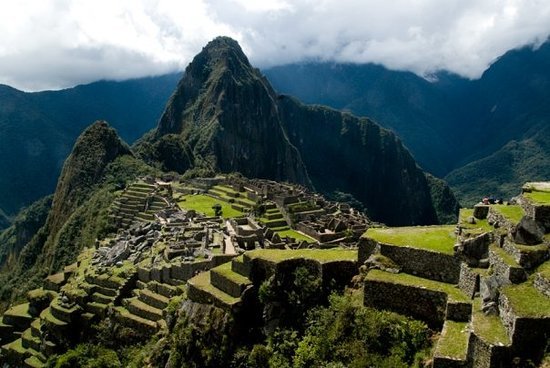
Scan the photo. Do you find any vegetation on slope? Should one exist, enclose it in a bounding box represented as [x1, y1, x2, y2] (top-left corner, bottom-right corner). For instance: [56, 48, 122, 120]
[0, 123, 160, 307]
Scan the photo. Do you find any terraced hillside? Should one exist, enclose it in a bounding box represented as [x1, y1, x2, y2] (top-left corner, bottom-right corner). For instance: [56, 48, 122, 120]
[360, 182, 550, 367]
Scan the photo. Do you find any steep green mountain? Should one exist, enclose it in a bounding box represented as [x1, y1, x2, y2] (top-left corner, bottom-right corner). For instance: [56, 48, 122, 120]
[140, 37, 458, 226]
[0, 74, 179, 219]
[264, 63, 463, 176]
[264, 42, 550, 205]
[142, 37, 311, 186]
[0, 121, 157, 305]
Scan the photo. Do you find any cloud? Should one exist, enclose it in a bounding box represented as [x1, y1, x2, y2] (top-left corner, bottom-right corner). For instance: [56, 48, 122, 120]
[0, 0, 549, 91]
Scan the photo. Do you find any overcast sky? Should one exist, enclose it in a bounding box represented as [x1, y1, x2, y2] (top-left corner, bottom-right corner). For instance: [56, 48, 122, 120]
[1, 0, 549, 91]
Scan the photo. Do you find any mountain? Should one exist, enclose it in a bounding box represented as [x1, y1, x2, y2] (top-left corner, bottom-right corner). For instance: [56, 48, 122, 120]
[0, 121, 157, 304]
[139, 37, 458, 226]
[264, 41, 550, 205]
[0, 74, 179, 220]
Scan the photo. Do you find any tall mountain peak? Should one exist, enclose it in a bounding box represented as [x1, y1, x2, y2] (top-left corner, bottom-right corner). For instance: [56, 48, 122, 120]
[143, 37, 459, 225]
[152, 37, 311, 186]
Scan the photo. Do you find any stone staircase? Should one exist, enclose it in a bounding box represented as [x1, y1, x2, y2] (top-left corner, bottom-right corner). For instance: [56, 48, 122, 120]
[207, 184, 256, 213]
[260, 202, 290, 230]
[114, 280, 183, 335]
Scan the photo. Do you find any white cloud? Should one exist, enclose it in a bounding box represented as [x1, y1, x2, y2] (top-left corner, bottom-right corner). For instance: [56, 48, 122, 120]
[0, 0, 549, 91]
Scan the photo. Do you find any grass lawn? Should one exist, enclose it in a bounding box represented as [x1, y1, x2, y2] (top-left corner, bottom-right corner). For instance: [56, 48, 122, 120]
[364, 226, 457, 255]
[276, 229, 316, 243]
[501, 281, 550, 317]
[435, 321, 470, 359]
[245, 248, 357, 263]
[459, 208, 493, 234]
[178, 194, 244, 218]
[472, 299, 510, 346]
[491, 205, 524, 224]
[524, 190, 550, 205]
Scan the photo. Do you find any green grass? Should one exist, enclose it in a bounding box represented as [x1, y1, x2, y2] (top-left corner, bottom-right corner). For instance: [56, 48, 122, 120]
[212, 262, 251, 284]
[472, 299, 510, 346]
[490, 245, 519, 266]
[536, 260, 550, 278]
[276, 229, 316, 243]
[245, 248, 357, 263]
[189, 271, 240, 305]
[459, 208, 493, 234]
[4, 302, 31, 317]
[435, 321, 469, 359]
[501, 281, 550, 317]
[365, 269, 469, 302]
[178, 194, 244, 218]
[363, 226, 457, 255]
[524, 191, 550, 205]
[491, 205, 524, 224]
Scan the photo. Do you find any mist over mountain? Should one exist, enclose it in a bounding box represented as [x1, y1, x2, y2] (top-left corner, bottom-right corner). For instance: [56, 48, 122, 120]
[264, 42, 550, 204]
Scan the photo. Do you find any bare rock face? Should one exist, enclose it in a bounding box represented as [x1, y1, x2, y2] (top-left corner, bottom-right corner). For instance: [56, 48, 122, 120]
[153, 37, 310, 187]
[512, 216, 545, 245]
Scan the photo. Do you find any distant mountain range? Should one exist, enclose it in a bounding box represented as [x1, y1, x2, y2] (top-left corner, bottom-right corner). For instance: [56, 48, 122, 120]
[0, 74, 179, 221]
[1, 40, 549, 226]
[264, 41, 550, 205]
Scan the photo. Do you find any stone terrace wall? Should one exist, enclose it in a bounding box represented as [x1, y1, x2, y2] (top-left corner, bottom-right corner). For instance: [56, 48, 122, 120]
[458, 262, 479, 298]
[468, 333, 510, 368]
[364, 278, 448, 328]
[379, 243, 461, 283]
[498, 292, 550, 361]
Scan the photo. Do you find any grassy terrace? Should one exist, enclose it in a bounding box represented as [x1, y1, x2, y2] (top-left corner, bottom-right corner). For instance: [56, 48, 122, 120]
[459, 208, 493, 234]
[189, 272, 240, 305]
[472, 299, 510, 346]
[536, 260, 550, 278]
[245, 248, 357, 263]
[490, 245, 520, 266]
[524, 190, 550, 205]
[363, 225, 457, 255]
[178, 194, 244, 218]
[276, 229, 316, 243]
[4, 302, 31, 317]
[490, 205, 524, 224]
[435, 321, 470, 360]
[365, 270, 469, 303]
[212, 262, 250, 284]
[501, 281, 550, 317]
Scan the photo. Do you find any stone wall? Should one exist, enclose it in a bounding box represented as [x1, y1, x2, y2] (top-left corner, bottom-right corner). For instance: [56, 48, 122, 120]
[502, 238, 549, 269]
[379, 243, 461, 283]
[458, 262, 479, 299]
[467, 332, 510, 368]
[320, 260, 358, 293]
[488, 248, 526, 284]
[534, 273, 550, 297]
[139, 254, 235, 284]
[357, 238, 379, 264]
[364, 278, 448, 328]
[498, 292, 550, 362]
[446, 300, 472, 322]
